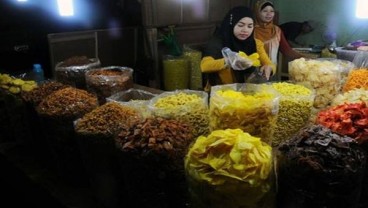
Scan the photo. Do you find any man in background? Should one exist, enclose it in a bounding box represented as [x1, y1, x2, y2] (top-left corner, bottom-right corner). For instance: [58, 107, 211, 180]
[279, 21, 313, 47]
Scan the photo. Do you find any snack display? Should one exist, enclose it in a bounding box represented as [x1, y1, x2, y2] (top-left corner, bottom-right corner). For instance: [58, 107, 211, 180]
[289, 58, 342, 108]
[185, 129, 274, 208]
[317, 102, 368, 144]
[75, 102, 141, 137]
[55, 56, 100, 89]
[342, 68, 368, 92]
[107, 88, 157, 118]
[271, 82, 314, 147]
[75, 102, 141, 208]
[37, 87, 98, 120]
[115, 117, 194, 207]
[183, 47, 202, 90]
[209, 84, 279, 144]
[332, 88, 368, 106]
[162, 55, 189, 91]
[85, 66, 134, 104]
[149, 90, 209, 137]
[0, 73, 37, 94]
[21, 81, 68, 106]
[278, 125, 366, 208]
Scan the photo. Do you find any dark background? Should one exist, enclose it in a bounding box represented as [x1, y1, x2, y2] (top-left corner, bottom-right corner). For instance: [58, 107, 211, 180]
[0, 0, 142, 78]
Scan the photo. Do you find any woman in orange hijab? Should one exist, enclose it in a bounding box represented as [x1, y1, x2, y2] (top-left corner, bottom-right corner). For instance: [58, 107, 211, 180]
[253, 0, 302, 65]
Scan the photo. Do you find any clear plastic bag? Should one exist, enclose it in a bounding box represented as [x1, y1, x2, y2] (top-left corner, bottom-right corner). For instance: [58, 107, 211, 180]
[209, 83, 280, 144]
[352, 51, 368, 68]
[246, 67, 269, 84]
[221, 47, 253, 70]
[148, 89, 209, 137]
[183, 45, 203, 90]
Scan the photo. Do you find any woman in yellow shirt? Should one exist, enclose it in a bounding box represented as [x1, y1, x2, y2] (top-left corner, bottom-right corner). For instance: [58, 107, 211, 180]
[201, 6, 275, 90]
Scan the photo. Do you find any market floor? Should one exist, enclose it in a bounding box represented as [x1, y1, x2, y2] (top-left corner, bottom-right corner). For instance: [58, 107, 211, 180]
[0, 142, 104, 208]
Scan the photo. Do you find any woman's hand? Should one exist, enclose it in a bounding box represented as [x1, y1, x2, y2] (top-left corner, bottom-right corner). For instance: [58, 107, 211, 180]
[260, 65, 273, 80]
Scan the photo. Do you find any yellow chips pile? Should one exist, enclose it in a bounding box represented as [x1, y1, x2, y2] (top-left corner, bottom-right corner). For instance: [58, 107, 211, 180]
[238, 51, 261, 67]
[209, 87, 278, 144]
[150, 90, 209, 137]
[185, 128, 273, 207]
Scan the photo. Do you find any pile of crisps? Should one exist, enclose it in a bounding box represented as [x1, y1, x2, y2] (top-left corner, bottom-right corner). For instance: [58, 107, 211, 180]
[342, 69, 368, 92]
[238, 51, 261, 67]
[289, 58, 342, 108]
[316, 102, 368, 144]
[209, 85, 278, 144]
[150, 90, 209, 137]
[0, 73, 37, 94]
[332, 88, 368, 106]
[185, 128, 273, 208]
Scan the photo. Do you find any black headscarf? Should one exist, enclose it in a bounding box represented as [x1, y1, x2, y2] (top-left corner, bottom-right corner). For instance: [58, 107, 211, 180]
[203, 6, 257, 84]
[219, 6, 257, 56]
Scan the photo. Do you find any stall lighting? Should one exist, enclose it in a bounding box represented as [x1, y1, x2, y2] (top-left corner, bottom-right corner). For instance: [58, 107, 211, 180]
[57, 0, 74, 16]
[356, 0, 368, 18]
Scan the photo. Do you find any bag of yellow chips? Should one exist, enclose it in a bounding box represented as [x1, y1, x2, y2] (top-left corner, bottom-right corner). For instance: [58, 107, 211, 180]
[209, 83, 279, 144]
[185, 128, 275, 208]
[148, 89, 210, 137]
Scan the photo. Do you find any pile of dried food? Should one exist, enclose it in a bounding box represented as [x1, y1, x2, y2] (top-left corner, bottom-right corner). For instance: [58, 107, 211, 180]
[107, 88, 157, 118]
[55, 56, 100, 89]
[21, 81, 68, 106]
[75, 102, 141, 208]
[37, 87, 98, 121]
[317, 102, 368, 144]
[149, 90, 209, 137]
[277, 125, 366, 208]
[85, 66, 134, 104]
[75, 102, 141, 138]
[115, 117, 194, 208]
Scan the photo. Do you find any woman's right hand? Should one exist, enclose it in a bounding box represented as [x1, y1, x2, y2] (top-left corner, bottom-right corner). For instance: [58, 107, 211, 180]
[260, 65, 273, 80]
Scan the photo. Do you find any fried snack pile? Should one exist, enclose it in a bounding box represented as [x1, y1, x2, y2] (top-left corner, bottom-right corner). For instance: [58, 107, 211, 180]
[0, 73, 37, 94]
[343, 69, 368, 92]
[151, 91, 209, 137]
[271, 82, 314, 146]
[289, 58, 342, 108]
[332, 88, 368, 106]
[185, 128, 273, 207]
[209, 87, 278, 144]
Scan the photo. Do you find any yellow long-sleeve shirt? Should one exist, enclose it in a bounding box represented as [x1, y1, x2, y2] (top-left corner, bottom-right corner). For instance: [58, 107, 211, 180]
[201, 39, 276, 87]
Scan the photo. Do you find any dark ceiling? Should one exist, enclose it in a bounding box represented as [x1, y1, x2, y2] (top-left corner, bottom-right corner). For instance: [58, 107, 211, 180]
[0, 0, 142, 75]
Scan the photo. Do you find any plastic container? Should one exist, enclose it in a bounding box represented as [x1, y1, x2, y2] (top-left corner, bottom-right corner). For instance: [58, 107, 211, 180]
[85, 66, 134, 104]
[33, 64, 44, 83]
[162, 55, 189, 91]
[55, 57, 100, 89]
[335, 47, 358, 62]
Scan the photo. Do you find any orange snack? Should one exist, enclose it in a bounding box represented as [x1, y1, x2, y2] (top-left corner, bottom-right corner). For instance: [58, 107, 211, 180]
[343, 69, 368, 92]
